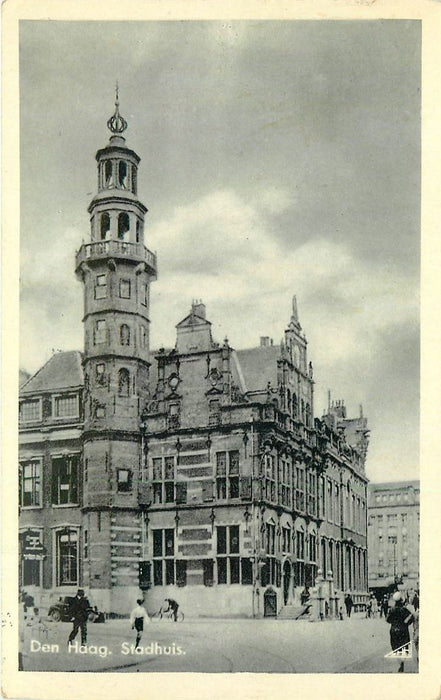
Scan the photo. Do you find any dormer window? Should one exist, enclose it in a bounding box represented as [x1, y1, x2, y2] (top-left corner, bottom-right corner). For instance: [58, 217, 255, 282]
[53, 393, 79, 419]
[19, 399, 42, 423]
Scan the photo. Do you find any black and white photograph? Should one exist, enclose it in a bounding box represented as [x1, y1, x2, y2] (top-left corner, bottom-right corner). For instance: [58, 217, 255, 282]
[3, 2, 441, 697]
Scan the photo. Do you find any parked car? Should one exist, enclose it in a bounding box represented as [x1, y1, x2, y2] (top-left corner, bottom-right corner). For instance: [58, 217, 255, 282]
[48, 596, 100, 623]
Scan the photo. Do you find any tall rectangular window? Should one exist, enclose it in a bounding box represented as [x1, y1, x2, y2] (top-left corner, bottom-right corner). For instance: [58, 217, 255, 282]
[56, 529, 78, 586]
[94, 320, 107, 345]
[216, 452, 227, 499]
[216, 451, 240, 500]
[216, 525, 240, 584]
[119, 279, 131, 299]
[20, 459, 41, 507]
[152, 529, 175, 586]
[52, 455, 79, 505]
[95, 274, 107, 299]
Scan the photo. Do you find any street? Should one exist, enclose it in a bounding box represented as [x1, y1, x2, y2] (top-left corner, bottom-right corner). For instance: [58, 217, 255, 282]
[21, 613, 418, 674]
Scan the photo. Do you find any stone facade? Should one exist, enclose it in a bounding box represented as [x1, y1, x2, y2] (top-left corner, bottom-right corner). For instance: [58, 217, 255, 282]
[367, 481, 419, 595]
[19, 102, 370, 617]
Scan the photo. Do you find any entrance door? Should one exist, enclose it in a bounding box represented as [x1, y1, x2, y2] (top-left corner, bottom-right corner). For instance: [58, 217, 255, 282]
[283, 560, 291, 605]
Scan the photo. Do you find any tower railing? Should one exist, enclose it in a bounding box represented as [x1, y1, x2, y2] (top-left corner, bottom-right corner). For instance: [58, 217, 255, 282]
[76, 239, 157, 273]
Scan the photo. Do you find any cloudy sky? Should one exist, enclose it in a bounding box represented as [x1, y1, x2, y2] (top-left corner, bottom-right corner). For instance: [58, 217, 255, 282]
[19, 20, 420, 482]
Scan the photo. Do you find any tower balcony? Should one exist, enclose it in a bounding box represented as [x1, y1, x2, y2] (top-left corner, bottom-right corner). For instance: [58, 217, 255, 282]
[76, 240, 157, 277]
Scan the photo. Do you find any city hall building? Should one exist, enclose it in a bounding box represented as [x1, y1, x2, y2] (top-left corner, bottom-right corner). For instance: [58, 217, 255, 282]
[19, 99, 370, 617]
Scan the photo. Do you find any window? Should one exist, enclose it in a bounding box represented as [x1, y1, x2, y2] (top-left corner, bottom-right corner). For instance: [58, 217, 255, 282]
[19, 529, 43, 586]
[209, 399, 221, 425]
[151, 456, 176, 504]
[216, 451, 240, 500]
[152, 529, 175, 586]
[264, 454, 277, 503]
[120, 324, 130, 346]
[118, 161, 128, 188]
[132, 168, 137, 195]
[96, 363, 106, 385]
[216, 525, 240, 584]
[20, 459, 41, 507]
[84, 530, 88, 560]
[94, 320, 107, 345]
[51, 455, 79, 505]
[95, 274, 107, 299]
[139, 326, 147, 349]
[118, 368, 130, 397]
[168, 402, 180, 429]
[56, 529, 78, 586]
[295, 465, 305, 511]
[117, 469, 132, 492]
[119, 279, 131, 299]
[104, 161, 113, 188]
[136, 220, 141, 243]
[282, 527, 291, 553]
[307, 471, 316, 516]
[100, 212, 110, 238]
[261, 522, 278, 586]
[53, 394, 78, 418]
[319, 476, 325, 518]
[118, 212, 130, 240]
[95, 403, 106, 418]
[280, 456, 291, 508]
[19, 399, 41, 423]
[140, 283, 148, 306]
[309, 533, 317, 562]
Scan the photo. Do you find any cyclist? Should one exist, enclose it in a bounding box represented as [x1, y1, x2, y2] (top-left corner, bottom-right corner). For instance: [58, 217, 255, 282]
[163, 598, 179, 622]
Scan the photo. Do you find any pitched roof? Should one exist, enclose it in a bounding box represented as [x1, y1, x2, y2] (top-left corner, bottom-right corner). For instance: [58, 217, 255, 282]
[19, 369, 31, 388]
[235, 345, 280, 393]
[20, 351, 84, 395]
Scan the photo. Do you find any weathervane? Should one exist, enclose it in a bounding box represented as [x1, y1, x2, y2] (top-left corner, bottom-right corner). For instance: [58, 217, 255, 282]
[107, 81, 128, 134]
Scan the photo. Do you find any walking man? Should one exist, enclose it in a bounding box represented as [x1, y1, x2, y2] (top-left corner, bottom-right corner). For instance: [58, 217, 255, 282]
[130, 599, 150, 649]
[386, 591, 414, 672]
[344, 593, 354, 618]
[68, 589, 92, 647]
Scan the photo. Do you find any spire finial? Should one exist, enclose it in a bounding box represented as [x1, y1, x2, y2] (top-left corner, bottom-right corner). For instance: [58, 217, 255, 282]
[107, 81, 128, 135]
[291, 295, 298, 322]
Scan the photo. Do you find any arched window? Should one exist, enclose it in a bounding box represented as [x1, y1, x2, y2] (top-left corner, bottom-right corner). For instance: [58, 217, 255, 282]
[100, 213, 110, 240]
[104, 160, 113, 187]
[118, 368, 130, 397]
[286, 389, 291, 413]
[120, 324, 130, 346]
[118, 161, 128, 188]
[118, 212, 130, 240]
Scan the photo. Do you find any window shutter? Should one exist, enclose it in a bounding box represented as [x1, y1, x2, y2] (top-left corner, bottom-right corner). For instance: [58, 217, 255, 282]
[202, 481, 214, 501]
[176, 482, 187, 505]
[51, 459, 59, 504]
[240, 476, 252, 499]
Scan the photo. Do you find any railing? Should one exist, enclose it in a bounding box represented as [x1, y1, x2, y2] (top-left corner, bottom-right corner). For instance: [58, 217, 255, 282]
[76, 240, 157, 273]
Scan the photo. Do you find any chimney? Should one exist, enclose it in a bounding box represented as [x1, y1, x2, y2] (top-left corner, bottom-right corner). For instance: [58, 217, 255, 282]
[192, 300, 206, 319]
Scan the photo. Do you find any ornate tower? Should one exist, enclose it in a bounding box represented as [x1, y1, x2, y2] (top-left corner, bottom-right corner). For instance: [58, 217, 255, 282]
[75, 90, 157, 611]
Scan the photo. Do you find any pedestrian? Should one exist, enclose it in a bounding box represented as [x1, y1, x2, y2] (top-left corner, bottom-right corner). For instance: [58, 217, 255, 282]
[130, 599, 150, 649]
[300, 586, 310, 606]
[380, 594, 389, 618]
[371, 596, 378, 618]
[386, 591, 414, 672]
[163, 598, 179, 622]
[67, 589, 93, 647]
[366, 598, 372, 618]
[344, 593, 354, 618]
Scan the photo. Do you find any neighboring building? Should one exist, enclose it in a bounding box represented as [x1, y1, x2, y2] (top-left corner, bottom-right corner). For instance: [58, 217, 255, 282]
[367, 481, 419, 596]
[19, 98, 370, 617]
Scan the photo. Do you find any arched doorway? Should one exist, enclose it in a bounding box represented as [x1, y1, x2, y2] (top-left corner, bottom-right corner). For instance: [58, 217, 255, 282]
[283, 560, 291, 606]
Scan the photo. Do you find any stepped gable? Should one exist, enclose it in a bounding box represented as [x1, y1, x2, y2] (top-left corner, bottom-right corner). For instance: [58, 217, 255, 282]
[235, 345, 280, 393]
[20, 350, 83, 394]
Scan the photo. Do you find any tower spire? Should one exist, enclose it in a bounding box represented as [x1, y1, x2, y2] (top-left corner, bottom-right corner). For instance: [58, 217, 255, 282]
[107, 81, 128, 135]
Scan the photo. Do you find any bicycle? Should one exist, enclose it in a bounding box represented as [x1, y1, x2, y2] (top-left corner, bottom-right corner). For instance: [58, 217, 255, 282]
[151, 606, 184, 622]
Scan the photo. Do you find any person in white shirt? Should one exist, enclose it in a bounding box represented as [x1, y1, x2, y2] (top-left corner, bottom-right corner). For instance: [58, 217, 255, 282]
[129, 599, 150, 649]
